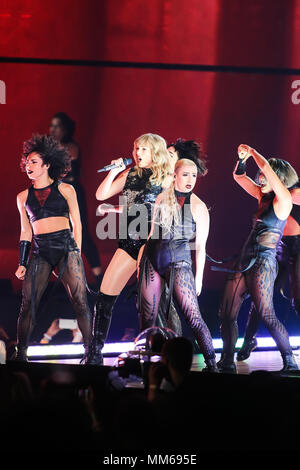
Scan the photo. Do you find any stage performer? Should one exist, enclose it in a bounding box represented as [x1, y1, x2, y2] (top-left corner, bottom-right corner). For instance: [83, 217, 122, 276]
[218, 145, 299, 373]
[97, 138, 206, 342]
[15, 134, 92, 362]
[237, 182, 300, 361]
[87, 133, 173, 365]
[153, 138, 207, 335]
[49, 112, 102, 287]
[138, 157, 218, 372]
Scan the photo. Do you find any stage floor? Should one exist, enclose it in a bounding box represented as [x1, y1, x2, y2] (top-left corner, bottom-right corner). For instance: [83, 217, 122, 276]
[31, 349, 300, 374]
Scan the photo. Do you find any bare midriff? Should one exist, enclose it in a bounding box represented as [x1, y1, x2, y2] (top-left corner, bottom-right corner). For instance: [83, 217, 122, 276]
[257, 231, 281, 249]
[32, 217, 70, 235]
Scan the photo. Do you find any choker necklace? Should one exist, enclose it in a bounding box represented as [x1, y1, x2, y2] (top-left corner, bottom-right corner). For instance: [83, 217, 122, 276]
[32, 181, 55, 191]
[174, 189, 192, 197]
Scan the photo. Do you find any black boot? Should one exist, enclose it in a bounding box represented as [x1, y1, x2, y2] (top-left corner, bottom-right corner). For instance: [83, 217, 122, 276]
[217, 353, 237, 374]
[236, 337, 258, 361]
[280, 353, 299, 373]
[86, 292, 118, 366]
[80, 339, 93, 365]
[13, 345, 28, 362]
[202, 357, 219, 373]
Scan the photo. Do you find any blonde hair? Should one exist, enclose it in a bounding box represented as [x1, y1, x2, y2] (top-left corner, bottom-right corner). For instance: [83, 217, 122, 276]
[156, 159, 198, 233]
[132, 133, 172, 186]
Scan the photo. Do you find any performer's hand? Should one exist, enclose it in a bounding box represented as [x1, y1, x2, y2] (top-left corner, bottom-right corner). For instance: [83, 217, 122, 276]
[110, 158, 126, 174]
[15, 265, 26, 280]
[238, 144, 252, 163]
[97, 203, 112, 216]
[97, 204, 123, 216]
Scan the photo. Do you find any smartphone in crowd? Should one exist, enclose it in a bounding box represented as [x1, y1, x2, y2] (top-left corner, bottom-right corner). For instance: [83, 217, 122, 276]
[58, 318, 78, 330]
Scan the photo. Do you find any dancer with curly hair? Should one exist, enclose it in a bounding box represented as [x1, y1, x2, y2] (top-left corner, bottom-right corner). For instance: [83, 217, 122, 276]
[15, 134, 92, 362]
[153, 138, 207, 335]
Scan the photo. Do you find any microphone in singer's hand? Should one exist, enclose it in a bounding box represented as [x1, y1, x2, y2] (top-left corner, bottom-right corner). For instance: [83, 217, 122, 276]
[97, 158, 132, 173]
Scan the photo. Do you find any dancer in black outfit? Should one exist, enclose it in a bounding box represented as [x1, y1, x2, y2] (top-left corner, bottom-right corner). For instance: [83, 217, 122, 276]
[49, 112, 102, 286]
[156, 138, 207, 335]
[15, 135, 92, 361]
[237, 183, 300, 360]
[138, 158, 218, 372]
[218, 145, 299, 373]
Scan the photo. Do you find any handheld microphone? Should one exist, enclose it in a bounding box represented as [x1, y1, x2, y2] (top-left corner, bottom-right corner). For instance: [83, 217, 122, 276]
[97, 158, 132, 173]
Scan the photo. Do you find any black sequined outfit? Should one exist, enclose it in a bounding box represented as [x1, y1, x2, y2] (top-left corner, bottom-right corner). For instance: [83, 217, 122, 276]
[118, 168, 162, 260]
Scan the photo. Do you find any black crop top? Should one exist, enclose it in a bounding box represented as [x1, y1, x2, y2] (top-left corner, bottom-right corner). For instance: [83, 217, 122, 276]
[25, 180, 70, 224]
[254, 192, 287, 238]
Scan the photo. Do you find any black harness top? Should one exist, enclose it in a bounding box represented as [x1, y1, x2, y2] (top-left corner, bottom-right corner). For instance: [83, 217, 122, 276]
[146, 190, 196, 276]
[25, 180, 70, 224]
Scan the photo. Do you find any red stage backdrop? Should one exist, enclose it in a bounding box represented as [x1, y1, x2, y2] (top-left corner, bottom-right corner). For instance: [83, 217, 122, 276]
[0, 0, 299, 292]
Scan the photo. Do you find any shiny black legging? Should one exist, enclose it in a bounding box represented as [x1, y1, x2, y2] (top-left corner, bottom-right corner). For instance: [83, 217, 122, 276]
[139, 259, 215, 360]
[17, 251, 92, 350]
[219, 255, 292, 357]
[242, 244, 300, 342]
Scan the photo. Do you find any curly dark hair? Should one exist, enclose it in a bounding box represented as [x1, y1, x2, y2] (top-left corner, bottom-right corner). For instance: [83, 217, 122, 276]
[20, 134, 71, 180]
[169, 138, 208, 176]
[52, 112, 76, 143]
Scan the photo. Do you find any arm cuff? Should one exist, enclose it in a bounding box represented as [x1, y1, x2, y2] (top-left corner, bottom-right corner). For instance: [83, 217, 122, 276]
[19, 240, 31, 267]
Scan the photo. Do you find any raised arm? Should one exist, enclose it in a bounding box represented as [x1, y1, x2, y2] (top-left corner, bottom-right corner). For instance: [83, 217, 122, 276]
[233, 158, 261, 200]
[239, 144, 292, 219]
[96, 159, 130, 201]
[239, 145, 291, 200]
[191, 195, 210, 296]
